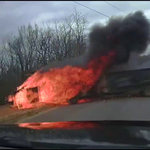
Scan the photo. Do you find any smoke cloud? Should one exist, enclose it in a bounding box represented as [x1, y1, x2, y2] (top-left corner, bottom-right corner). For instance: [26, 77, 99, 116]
[87, 11, 150, 64]
[40, 11, 150, 73]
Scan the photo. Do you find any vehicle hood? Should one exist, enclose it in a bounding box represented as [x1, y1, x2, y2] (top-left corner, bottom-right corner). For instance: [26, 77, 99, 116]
[1, 121, 150, 147]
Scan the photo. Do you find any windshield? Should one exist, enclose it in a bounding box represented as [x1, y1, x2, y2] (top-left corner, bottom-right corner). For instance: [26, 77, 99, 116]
[0, 1, 150, 148]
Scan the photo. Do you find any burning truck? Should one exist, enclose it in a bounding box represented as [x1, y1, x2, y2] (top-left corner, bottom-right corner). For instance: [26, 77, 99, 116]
[8, 11, 150, 109]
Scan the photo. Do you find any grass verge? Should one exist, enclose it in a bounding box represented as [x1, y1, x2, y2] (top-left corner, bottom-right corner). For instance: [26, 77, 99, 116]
[0, 106, 54, 124]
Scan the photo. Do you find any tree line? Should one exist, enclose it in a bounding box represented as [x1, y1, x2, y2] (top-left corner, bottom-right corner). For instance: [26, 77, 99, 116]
[0, 10, 89, 105]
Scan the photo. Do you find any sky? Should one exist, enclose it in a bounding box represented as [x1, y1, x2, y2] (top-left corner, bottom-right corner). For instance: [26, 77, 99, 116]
[0, 1, 150, 46]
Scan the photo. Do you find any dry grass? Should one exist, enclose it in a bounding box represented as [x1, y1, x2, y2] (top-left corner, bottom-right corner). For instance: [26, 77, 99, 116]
[0, 104, 55, 124]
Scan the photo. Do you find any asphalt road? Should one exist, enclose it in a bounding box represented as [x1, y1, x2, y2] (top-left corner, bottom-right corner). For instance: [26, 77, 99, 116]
[19, 97, 150, 123]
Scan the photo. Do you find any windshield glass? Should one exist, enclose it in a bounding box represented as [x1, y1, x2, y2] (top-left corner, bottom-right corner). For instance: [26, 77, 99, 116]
[0, 1, 150, 148]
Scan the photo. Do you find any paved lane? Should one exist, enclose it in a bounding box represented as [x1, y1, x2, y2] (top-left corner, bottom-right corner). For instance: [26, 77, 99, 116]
[19, 97, 150, 123]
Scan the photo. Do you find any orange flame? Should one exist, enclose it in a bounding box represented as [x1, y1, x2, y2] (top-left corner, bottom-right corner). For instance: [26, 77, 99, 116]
[8, 51, 115, 109]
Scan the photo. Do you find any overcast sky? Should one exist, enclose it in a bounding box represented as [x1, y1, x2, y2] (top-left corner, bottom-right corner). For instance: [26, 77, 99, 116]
[1, 1, 150, 45]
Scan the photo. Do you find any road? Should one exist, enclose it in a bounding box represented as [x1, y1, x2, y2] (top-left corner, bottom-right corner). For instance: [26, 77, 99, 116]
[19, 97, 150, 123]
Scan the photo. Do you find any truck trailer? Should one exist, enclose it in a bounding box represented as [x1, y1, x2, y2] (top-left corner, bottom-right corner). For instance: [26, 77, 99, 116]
[68, 52, 150, 104]
[68, 67, 150, 104]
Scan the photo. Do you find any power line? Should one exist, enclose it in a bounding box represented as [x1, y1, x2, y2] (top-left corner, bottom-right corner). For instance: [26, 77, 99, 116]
[104, 1, 127, 14]
[73, 1, 110, 18]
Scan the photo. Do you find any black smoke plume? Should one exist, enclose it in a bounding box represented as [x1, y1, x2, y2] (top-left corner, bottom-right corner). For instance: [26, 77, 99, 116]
[40, 11, 150, 73]
[87, 11, 150, 64]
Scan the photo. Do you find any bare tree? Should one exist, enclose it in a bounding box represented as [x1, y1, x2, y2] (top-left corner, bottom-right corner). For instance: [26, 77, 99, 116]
[42, 9, 88, 62]
[0, 10, 89, 105]
[65, 8, 88, 57]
